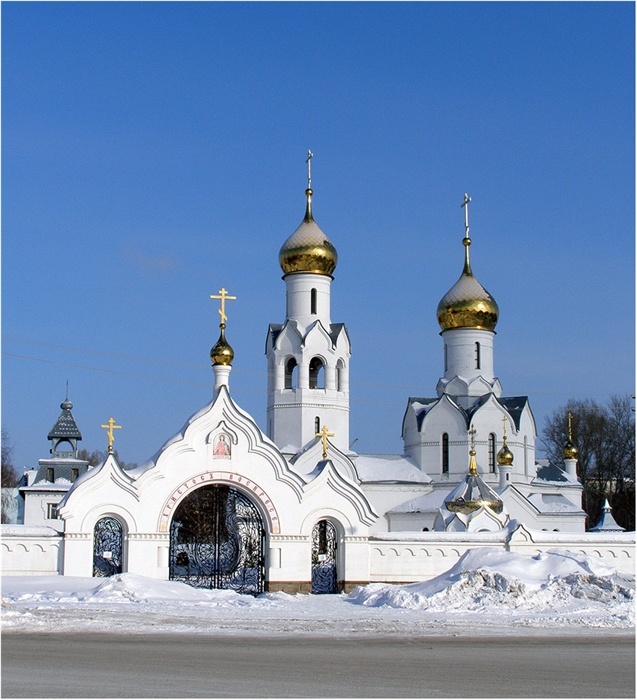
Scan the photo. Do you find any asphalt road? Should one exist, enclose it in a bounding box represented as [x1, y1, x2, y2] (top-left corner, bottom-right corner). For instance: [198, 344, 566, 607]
[2, 632, 634, 698]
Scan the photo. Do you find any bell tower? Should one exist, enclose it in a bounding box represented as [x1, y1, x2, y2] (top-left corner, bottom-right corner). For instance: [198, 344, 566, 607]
[265, 153, 351, 455]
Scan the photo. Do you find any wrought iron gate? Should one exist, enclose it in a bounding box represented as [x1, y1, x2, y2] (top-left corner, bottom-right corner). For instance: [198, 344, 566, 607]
[311, 519, 339, 594]
[169, 485, 266, 595]
[93, 516, 124, 577]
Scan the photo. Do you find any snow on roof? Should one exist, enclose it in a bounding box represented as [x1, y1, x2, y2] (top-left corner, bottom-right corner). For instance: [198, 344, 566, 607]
[527, 493, 584, 514]
[1, 525, 61, 537]
[389, 488, 448, 513]
[590, 501, 625, 532]
[20, 482, 71, 492]
[533, 461, 579, 485]
[354, 454, 431, 484]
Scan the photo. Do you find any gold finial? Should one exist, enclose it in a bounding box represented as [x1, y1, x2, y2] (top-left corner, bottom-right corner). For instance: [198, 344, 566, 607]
[563, 412, 579, 460]
[497, 415, 514, 466]
[210, 288, 236, 367]
[100, 417, 121, 453]
[316, 425, 335, 460]
[210, 287, 237, 325]
[468, 426, 478, 475]
[306, 149, 314, 189]
[461, 193, 472, 274]
[304, 150, 314, 220]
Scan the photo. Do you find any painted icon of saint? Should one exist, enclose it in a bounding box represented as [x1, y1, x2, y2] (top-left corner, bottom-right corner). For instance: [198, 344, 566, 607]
[213, 434, 231, 457]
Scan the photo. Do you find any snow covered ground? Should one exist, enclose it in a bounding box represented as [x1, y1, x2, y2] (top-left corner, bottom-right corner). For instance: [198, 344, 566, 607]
[2, 548, 634, 637]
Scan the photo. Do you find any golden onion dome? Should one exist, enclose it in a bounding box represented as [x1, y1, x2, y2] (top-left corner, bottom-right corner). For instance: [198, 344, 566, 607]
[563, 439, 579, 461]
[279, 189, 338, 276]
[437, 217, 499, 331]
[210, 324, 234, 366]
[497, 440, 514, 467]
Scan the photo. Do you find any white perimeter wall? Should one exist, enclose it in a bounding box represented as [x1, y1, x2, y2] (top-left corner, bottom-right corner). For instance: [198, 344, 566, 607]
[2, 528, 63, 576]
[3, 525, 634, 582]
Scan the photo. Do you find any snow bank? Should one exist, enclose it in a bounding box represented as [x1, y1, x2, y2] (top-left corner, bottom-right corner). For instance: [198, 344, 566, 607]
[348, 548, 634, 618]
[2, 549, 634, 636]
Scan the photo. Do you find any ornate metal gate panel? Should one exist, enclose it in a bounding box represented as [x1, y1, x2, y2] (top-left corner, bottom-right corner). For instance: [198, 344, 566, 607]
[169, 485, 266, 595]
[311, 519, 339, 594]
[93, 516, 124, 577]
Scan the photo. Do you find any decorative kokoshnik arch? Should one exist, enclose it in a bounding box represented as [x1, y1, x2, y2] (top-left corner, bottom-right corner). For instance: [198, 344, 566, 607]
[158, 471, 281, 534]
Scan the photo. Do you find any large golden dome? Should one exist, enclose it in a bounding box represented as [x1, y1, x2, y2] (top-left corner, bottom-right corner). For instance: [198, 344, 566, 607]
[279, 189, 338, 276]
[437, 235, 499, 331]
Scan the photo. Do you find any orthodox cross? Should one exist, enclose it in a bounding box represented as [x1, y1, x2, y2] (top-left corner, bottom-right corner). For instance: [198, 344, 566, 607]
[567, 412, 574, 441]
[210, 287, 236, 325]
[502, 415, 508, 441]
[306, 149, 314, 189]
[461, 193, 471, 237]
[468, 426, 477, 451]
[316, 425, 334, 460]
[101, 417, 122, 453]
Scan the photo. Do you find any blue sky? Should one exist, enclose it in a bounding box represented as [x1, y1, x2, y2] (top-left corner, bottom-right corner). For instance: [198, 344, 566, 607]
[2, 2, 634, 470]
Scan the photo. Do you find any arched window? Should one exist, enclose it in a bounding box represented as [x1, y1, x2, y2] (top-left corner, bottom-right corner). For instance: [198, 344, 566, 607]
[284, 358, 298, 389]
[444, 344, 448, 372]
[55, 439, 74, 454]
[309, 357, 324, 389]
[488, 433, 496, 472]
[442, 433, 449, 474]
[336, 359, 345, 392]
[315, 416, 321, 434]
[46, 468, 54, 483]
[475, 342, 481, 369]
[311, 288, 317, 315]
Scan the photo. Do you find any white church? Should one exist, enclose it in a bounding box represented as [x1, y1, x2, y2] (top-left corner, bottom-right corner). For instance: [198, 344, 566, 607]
[3, 168, 633, 592]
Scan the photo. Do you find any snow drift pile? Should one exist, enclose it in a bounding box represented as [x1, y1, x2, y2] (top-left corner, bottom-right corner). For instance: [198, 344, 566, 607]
[2, 548, 634, 634]
[348, 548, 634, 615]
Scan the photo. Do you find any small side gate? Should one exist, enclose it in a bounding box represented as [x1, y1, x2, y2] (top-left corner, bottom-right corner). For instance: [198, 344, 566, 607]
[93, 516, 124, 577]
[311, 519, 339, 593]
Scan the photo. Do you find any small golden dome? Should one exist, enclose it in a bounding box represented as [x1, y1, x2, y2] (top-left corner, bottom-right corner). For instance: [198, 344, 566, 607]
[563, 439, 579, 461]
[497, 441, 514, 467]
[279, 189, 338, 276]
[210, 324, 234, 366]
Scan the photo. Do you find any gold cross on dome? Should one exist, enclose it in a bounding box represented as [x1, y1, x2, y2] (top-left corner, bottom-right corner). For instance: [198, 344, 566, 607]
[210, 287, 237, 325]
[316, 425, 335, 460]
[502, 414, 508, 440]
[306, 149, 314, 189]
[100, 417, 122, 453]
[567, 412, 574, 441]
[461, 193, 471, 237]
[468, 426, 477, 451]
